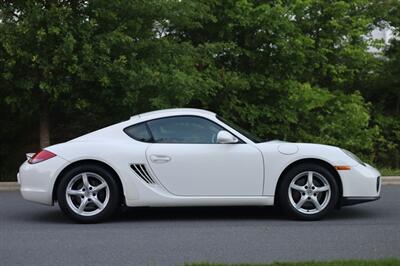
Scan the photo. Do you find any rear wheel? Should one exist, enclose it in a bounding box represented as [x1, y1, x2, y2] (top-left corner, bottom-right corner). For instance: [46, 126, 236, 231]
[278, 163, 339, 220]
[57, 164, 120, 223]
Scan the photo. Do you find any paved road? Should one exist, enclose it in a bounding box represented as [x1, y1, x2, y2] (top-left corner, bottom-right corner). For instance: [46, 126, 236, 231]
[0, 186, 399, 266]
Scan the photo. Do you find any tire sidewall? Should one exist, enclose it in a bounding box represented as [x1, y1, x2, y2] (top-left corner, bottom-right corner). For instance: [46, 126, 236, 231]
[278, 163, 339, 220]
[57, 164, 120, 223]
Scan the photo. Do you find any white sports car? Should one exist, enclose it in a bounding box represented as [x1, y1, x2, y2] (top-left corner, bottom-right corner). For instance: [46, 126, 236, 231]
[18, 108, 381, 222]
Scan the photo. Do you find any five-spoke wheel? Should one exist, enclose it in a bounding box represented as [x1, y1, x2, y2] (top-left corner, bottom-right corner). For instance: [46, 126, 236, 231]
[57, 164, 120, 223]
[278, 163, 339, 220]
[288, 171, 331, 215]
[66, 172, 110, 216]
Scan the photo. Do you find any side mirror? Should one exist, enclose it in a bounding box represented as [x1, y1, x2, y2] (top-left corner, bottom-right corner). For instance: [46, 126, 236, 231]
[216, 130, 239, 144]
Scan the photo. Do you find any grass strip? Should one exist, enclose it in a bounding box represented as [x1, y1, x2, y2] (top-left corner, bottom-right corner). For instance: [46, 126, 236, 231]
[187, 258, 400, 266]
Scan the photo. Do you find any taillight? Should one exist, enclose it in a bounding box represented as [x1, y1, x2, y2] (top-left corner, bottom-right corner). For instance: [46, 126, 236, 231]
[28, 150, 56, 164]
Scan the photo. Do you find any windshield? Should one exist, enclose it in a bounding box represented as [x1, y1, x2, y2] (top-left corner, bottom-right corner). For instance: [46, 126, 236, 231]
[217, 115, 263, 143]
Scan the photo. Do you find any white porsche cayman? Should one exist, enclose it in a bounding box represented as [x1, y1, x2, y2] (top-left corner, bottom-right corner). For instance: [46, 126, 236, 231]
[18, 108, 381, 222]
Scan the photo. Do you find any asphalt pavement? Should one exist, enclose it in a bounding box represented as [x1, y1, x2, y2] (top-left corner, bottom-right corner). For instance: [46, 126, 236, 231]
[0, 186, 399, 266]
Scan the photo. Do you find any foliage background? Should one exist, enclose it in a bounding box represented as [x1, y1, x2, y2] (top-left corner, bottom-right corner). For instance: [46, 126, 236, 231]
[0, 0, 399, 181]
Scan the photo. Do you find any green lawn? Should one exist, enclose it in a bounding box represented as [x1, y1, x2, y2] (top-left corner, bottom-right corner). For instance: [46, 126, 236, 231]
[187, 258, 400, 266]
[380, 168, 400, 176]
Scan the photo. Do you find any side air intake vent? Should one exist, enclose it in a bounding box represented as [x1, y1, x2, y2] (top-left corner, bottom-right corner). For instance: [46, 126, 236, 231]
[130, 164, 156, 184]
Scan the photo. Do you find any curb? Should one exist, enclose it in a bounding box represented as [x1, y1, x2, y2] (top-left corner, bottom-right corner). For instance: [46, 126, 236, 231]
[381, 176, 400, 185]
[1, 176, 399, 191]
[0, 182, 20, 191]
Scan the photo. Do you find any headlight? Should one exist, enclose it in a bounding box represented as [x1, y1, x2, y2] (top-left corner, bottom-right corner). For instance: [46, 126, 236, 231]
[341, 149, 365, 166]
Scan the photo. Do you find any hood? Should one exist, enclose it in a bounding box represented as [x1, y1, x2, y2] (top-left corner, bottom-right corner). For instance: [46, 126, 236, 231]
[264, 139, 286, 144]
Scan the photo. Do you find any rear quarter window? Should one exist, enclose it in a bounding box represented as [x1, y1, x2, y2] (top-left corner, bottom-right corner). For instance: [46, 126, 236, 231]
[124, 123, 152, 142]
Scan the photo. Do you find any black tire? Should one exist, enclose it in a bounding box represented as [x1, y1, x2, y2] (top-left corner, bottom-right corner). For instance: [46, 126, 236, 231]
[277, 163, 339, 220]
[57, 164, 121, 223]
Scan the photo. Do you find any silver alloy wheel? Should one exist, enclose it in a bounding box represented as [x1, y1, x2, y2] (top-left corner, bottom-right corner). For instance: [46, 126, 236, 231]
[65, 172, 110, 217]
[288, 171, 331, 215]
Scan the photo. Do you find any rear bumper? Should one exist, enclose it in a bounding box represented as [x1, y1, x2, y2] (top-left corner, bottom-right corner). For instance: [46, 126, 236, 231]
[18, 156, 68, 205]
[340, 196, 380, 207]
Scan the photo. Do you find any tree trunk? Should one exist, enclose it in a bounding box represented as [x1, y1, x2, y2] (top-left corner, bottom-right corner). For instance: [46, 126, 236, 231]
[39, 105, 50, 148]
[396, 95, 400, 169]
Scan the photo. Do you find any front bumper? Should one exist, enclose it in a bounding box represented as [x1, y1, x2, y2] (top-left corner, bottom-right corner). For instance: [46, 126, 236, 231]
[339, 163, 381, 198]
[340, 196, 380, 207]
[18, 156, 68, 205]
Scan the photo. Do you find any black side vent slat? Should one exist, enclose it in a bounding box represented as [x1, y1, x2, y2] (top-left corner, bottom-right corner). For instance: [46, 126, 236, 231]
[134, 164, 151, 183]
[138, 164, 151, 182]
[140, 165, 154, 184]
[130, 164, 156, 184]
[130, 164, 141, 176]
[140, 165, 152, 180]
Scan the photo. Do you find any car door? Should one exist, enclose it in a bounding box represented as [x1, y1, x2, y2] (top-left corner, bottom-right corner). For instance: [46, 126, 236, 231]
[144, 115, 264, 196]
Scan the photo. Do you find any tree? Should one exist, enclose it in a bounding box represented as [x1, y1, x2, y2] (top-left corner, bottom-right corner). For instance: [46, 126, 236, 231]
[160, 0, 381, 160]
[0, 1, 93, 147]
[1, 0, 399, 181]
[0, 0, 218, 148]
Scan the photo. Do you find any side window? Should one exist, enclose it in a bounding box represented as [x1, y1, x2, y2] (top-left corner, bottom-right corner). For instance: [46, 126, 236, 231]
[147, 116, 224, 144]
[124, 123, 152, 142]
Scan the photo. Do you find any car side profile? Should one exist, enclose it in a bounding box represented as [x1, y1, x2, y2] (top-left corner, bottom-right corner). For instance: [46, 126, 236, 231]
[18, 108, 381, 222]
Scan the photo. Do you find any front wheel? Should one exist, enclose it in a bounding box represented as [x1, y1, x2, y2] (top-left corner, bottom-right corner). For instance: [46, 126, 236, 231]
[278, 163, 339, 220]
[57, 164, 120, 223]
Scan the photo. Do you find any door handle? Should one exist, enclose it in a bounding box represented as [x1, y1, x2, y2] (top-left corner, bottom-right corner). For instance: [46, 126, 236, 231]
[150, 155, 171, 163]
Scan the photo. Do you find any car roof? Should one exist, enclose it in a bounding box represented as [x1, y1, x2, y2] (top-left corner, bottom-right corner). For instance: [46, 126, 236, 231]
[70, 109, 217, 142]
[130, 108, 216, 121]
